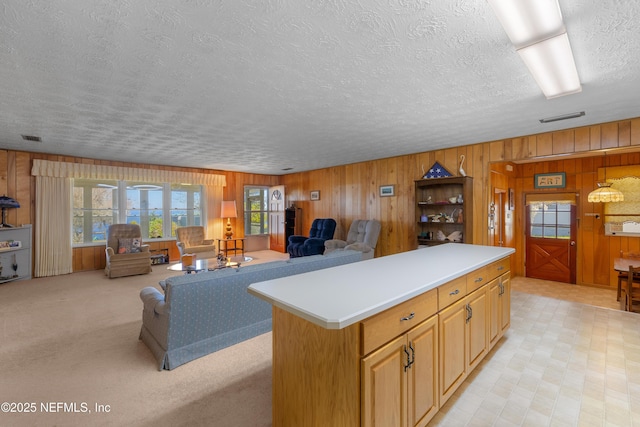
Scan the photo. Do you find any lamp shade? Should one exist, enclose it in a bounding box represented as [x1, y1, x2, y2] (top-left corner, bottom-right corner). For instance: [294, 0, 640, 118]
[221, 201, 237, 218]
[587, 183, 624, 203]
[0, 195, 20, 228]
[0, 195, 20, 209]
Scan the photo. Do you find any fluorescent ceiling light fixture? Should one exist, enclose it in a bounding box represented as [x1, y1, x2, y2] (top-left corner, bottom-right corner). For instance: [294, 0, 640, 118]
[539, 111, 585, 123]
[487, 0, 565, 48]
[487, 0, 581, 99]
[517, 33, 581, 98]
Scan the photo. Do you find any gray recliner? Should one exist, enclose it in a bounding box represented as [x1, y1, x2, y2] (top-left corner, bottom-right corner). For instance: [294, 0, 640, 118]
[324, 219, 381, 260]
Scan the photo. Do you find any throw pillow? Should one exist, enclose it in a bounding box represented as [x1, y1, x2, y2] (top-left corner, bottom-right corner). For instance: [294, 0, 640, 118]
[118, 238, 142, 254]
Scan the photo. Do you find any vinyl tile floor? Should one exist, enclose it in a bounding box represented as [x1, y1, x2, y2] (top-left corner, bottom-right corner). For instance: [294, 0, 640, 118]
[427, 276, 640, 427]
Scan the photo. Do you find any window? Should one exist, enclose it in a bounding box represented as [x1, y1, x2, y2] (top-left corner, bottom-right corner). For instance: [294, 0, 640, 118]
[73, 179, 118, 244]
[528, 202, 571, 239]
[244, 186, 268, 235]
[126, 183, 164, 238]
[72, 180, 203, 245]
[170, 184, 202, 229]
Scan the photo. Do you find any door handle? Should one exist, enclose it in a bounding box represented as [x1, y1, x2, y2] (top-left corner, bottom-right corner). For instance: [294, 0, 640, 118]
[570, 241, 576, 246]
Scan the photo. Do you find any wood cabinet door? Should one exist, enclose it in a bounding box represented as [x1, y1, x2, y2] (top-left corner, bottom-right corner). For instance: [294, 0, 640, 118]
[489, 278, 501, 348]
[407, 316, 439, 427]
[438, 298, 467, 405]
[362, 335, 408, 427]
[500, 273, 511, 334]
[466, 286, 489, 372]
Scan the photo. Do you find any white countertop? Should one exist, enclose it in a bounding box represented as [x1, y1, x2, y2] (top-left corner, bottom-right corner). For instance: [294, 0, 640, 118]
[248, 244, 515, 329]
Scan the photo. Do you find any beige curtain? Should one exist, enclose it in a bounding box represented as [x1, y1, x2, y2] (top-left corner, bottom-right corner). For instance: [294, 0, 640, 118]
[34, 176, 73, 277]
[205, 185, 225, 240]
[31, 160, 226, 186]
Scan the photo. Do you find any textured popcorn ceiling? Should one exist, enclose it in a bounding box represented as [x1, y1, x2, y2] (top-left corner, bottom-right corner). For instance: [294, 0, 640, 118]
[0, 0, 639, 175]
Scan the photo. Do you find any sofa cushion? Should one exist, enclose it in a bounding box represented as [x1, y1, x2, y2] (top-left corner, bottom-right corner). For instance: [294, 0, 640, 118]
[118, 237, 142, 253]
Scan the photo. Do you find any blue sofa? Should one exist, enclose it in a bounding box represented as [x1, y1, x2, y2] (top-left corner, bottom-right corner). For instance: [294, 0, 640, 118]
[139, 250, 361, 370]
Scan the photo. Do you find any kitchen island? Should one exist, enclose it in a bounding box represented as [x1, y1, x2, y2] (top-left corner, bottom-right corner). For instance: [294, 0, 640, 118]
[248, 243, 515, 426]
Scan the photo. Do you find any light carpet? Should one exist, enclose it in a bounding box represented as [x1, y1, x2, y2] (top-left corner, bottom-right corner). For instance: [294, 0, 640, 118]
[0, 250, 287, 427]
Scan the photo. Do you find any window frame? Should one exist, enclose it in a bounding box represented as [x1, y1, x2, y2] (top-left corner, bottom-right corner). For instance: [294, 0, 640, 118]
[72, 179, 204, 247]
[244, 186, 269, 236]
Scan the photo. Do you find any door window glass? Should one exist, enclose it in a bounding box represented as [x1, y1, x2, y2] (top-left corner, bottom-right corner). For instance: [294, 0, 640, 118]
[529, 202, 571, 239]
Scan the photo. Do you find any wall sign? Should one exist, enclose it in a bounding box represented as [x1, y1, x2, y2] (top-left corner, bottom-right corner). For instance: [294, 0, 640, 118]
[534, 172, 566, 189]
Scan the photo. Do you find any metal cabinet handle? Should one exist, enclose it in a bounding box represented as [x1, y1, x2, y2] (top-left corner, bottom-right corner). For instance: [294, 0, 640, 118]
[449, 289, 459, 296]
[404, 345, 411, 372]
[400, 312, 415, 321]
[408, 341, 415, 369]
[474, 277, 483, 283]
[497, 266, 504, 271]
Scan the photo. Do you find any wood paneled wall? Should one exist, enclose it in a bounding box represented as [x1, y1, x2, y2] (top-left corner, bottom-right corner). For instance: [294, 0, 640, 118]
[281, 117, 640, 290]
[1, 116, 639, 289]
[513, 152, 640, 288]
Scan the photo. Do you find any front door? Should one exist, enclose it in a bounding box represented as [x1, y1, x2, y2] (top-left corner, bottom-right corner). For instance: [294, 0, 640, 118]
[525, 195, 577, 283]
[269, 185, 286, 253]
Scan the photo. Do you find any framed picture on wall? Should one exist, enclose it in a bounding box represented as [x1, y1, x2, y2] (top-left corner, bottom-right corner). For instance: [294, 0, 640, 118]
[534, 172, 566, 189]
[379, 185, 395, 197]
[310, 190, 320, 201]
[509, 188, 515, 210]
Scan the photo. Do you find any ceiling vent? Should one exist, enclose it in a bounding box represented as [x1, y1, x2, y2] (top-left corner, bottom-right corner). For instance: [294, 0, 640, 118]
[21, 134, 42, 142]
[539, 111, 585, 123]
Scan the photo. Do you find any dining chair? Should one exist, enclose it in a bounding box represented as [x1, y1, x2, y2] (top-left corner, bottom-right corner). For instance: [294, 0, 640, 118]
[621, 265, 640, 312]
[617, 251, 640, 301]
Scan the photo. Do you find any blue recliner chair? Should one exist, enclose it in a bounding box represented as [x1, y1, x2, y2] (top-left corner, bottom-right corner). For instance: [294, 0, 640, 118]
[287, 218, 337, 258]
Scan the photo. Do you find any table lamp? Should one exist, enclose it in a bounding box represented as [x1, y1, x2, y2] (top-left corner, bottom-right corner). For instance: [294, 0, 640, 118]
[0, 195, 20, 228]
[221, 200, 237, 239]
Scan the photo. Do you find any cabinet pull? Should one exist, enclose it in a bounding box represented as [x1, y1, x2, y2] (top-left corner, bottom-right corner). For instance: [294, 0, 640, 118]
[404, 345, 411, 372]
[465, 304, 472, 323]
[408, 341, 415, 369]
[449, 289, 459, 296]
[499, 283, 504, 296]
[474, 277, 483, 283]
[497, 266, 504, 271]
[400, 312, 415, 321]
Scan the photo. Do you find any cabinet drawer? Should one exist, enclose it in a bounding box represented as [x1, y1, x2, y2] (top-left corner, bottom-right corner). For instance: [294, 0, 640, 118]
[466, 266, 489, 293]
[489, 257, 510, 279]
[361, 289, 437, 356]
[437, 277, 466, 310]
[466, 257, 510, 292]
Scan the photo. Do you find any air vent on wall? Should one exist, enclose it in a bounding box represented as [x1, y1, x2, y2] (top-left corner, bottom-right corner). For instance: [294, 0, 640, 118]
[21, 134, 42, 142]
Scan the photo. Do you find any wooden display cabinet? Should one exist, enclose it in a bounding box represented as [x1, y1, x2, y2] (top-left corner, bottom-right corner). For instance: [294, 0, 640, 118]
[415, 176, 473, 246]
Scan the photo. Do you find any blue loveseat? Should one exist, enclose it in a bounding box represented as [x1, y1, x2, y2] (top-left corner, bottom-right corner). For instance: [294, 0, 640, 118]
[138, 250, 361, 370]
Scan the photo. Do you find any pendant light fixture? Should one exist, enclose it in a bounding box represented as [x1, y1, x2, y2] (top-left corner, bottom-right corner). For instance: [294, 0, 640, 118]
[587, 153, 624, 203]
